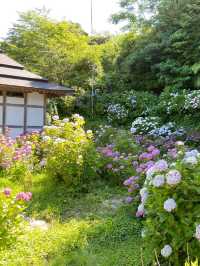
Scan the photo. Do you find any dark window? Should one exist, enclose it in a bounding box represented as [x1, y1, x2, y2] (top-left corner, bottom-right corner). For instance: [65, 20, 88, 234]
[7, 92, 24, 98]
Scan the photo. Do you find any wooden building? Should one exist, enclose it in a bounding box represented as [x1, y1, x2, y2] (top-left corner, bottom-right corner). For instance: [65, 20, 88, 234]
[0, 52, 73, 138]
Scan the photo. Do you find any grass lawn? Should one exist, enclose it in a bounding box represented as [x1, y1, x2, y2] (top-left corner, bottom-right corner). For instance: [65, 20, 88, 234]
[0, 174, 152, 266]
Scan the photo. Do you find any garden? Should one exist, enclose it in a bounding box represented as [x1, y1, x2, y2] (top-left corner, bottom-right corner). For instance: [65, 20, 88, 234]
[1, 0, 200, 265]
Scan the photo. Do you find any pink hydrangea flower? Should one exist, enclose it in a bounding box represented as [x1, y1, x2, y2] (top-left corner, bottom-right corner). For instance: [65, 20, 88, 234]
[106, 163, 113, 169]
[4, 188, 11, 197]
[16, 192, 32, 202]
[147, 145, 156, 152]
[136, 204, 145, 217]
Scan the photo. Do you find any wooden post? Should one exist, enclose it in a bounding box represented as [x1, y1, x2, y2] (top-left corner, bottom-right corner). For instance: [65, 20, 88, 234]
[2, 91, 6, 134]
[24, 92, 27, 133]
[43, 94, 47, 126]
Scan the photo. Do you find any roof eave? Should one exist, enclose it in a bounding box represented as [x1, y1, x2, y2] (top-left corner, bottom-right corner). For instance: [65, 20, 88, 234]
[0, 84, 74, 96]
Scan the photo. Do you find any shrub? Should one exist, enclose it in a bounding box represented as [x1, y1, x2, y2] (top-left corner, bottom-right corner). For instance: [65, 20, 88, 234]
[130, 116, 161, 135]
[0, 188, 32, 249]
[96, 128, 141, 184]
[138, 144, 200, 265]
[130, 117, 185, 138]
[0, 132, 34, 180]
[41, 114, 100, 191]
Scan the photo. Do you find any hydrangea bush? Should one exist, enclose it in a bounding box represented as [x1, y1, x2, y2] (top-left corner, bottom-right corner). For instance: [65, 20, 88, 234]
[130, 117, 161, 135]
[138, 143, 200, 265]
[41, 114, 100, 191]
[0, 188, 32, 249]
[107, 103, 129, 123]
[0, 130, 35, 180]
[130, 117, 185, 138]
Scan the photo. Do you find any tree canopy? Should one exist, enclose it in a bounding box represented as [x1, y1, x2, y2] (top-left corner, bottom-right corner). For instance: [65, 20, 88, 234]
[1, 0, 200, 95]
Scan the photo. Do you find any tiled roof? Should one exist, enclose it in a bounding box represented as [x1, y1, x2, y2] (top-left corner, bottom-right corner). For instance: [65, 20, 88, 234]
[0, 52, 73, 95]
[0, 53, 24, 69]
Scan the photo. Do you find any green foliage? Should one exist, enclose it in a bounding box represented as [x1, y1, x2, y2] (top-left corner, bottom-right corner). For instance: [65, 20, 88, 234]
[1, 9, 102, 90]
[107, 0, 200, 95]
[0, 174, 149, 266]
[0, 189, 29, 250]
[185, 260, 199, 266]
[42, 115, 100, 191]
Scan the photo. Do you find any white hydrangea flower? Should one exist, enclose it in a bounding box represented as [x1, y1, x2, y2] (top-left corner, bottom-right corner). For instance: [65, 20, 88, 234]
[184, 91, 200, 110]
[107, 104, 128, 121]
[130, 127, 137, 134]
[54, 138, 65, 144]
[138, 203, 145, 212]
[63, 118, 69, 123]
[52, 115, 59, 121]
[164, 198, 177, 212]
[152, 175, 165, 187]
[161, 245, 172, 257]
[42, 135, 51, 142]
[140, 187, 148, 203]
[146, 166, 155, 181]
[141, 228, 146, 238]
[175, 141, 184, 146]
[183, 156, 198, 167]
[166, 170, 181, 186]
[195, 225, 200, 241]
[185, 150, 199, 158]
[40, 159, 47, 167]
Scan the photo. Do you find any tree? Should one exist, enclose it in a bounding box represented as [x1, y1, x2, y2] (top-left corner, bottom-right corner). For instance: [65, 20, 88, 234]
[108, 0, 200, 93]
[1, 9, 102, 89]
[111, 0, 159, 30]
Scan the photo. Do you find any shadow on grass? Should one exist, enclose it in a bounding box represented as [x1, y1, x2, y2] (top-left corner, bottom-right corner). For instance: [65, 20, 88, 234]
[27, 173, 125, 222]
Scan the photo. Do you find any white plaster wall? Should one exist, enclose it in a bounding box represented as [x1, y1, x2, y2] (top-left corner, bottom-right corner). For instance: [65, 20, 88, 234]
[6, 106, 24, 126]
[7, 96, 24, 105]
[0, 106, 3, 125]
[27, 107, 44, 127]
[27, 127, 42, 133]
[27, 92, 44, 106]
[9, 128, 24, 138]
[0, 96, 3, 103]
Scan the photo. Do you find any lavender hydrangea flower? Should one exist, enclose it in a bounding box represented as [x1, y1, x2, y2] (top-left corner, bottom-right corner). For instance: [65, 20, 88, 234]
[164, 198, 177, 212]
[154, 160, 168, 172]
[161, 245, 172, 257]
[166, 170, 181, 186]
[151, 148, 160, 157]
[152, 175, 165, 187]
[125, 196, 133, 204]
[123, 176, 136, 186]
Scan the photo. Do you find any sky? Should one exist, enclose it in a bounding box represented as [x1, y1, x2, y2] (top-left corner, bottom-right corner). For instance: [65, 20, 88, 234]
[0, 0, 121, 39]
